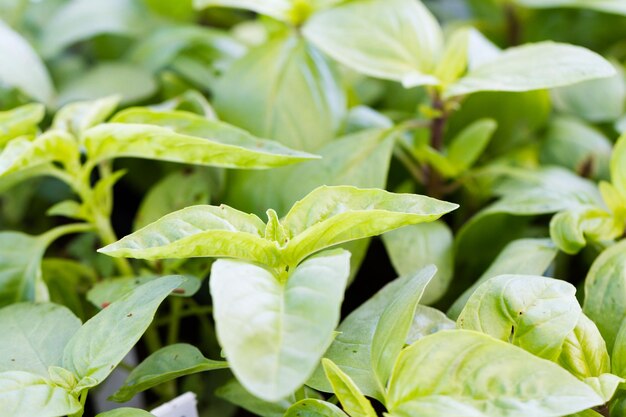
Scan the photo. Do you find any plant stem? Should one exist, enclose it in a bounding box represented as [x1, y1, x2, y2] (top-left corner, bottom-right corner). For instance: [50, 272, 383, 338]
[93, 210, 134, 276]
[394, 146, 426, 185]
[144, 323, 163, 354]
[167, 297, 183, 346]
[505, 2, 521, 46]
[425, 93, 447, 198]
[69, 390, 88, 417]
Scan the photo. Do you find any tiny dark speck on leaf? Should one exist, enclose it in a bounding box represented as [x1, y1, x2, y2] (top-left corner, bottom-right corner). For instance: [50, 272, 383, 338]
[172, 288, 185, 294]
[352, 350, 357, 353]
[10, 358, 14, 361]
[127, 313, 133, 317]
[101, 302, 111, 309]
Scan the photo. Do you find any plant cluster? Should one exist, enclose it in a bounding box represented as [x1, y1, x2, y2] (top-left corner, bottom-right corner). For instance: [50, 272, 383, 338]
[1, 0, 626, 416]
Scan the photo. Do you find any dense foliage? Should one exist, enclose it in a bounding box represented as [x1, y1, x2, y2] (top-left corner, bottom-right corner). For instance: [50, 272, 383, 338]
[1, 0, 626, 416]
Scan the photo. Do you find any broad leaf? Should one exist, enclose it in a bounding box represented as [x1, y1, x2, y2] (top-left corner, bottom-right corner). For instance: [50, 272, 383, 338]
[0, 104, 44, 145]
[84, 109, 317, 168]
[0, 303, 80, 376]
[387, 330, 604, 417]
[282, 186, 458, 265]
[96, 408, 155, 417]
[62, 276, 184, 391]
[210, 250, 350, 401]
[214, 36, 345, 152]
[303, 0, 442, 87]
[216, 379, 293, 417]
[0, 371, 81, 417]
[445, 42, 615, 98]
[457, 275, 581, 360]
[111, 344, 228, 402]
[99, 205, 280, 266]
[583, 239, 626, 351]
[322, 359, 376, 417]
[52, 96, 120, 137]
[284, 399, 348, 417]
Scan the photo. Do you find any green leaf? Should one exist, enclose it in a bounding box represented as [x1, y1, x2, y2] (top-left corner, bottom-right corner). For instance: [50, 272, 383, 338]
[457, 275, 581, 360]
[445, 42, 615, 98]
[612, 319, 626, 379]
[446, 118, 497, 174]
[322, 359, 376, 417]
[96, 408, 155, 417]
[99, 205, 279, 266]
[515, 0, 626, 15]
[85, 108, 318, 168]
[382, 221, 454, 304]
[214, 36, 345, 152]
[216, 379, 292, 417]
[0, 371, 81, 417]
[0, 303, 81, 376]
[62, 276, 184, 391]
[52, 96, 120, 137]
[387, 330, 604, 417]
[303, 0, 442, 87]
[284, 399, 348, 417]
[282, 186, 458, 265]
[583, 240, 626, 351]
[193, 0, 291, 21]
[406, 305, 455, 345]
[433, 27, 470, 86]
[210, 249, 350, 401]
[110, 344, 228, 402]
[0, 104, 45, 145]
[0, 20, 54, 105]
[42, 259, 97, 320]
[58, 63, 157, 106]
[612, 131, 626, 199]
[371, 266, 435, 390]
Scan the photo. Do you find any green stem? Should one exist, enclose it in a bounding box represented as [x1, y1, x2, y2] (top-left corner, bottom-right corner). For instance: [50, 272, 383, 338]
[167, 297, 183, 346]
[93, 210, 134, 276]
[69, 390, 88, 417]
[394, 145, 426, 185]
[425, 93, 448, 198]
[42, 223, 94, 244]
[144, 323, 162, 355]
[155, 305, 213, 326]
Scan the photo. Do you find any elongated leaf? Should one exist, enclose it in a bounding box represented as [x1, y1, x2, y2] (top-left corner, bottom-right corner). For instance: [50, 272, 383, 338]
[387, 330, 604, 417]
[612, 320, 626, 379]
[62, 276, 183, 391]
[457, 275, 581, 360]
[303, 0, 442, 87]
[99, 205, 280, 265]
[516, 0, 626, 15]
[0, 371, 81, 417]
[284, 399, 348, 417]
[97, 408, 155, 417]
[583, 239, 626, 350]
[52, 96, 119, 137]
[445, 42, 615, 98]
[193, 0, 291, 21]
[0, 104, 44, 145]
[612, 132, 626, 198]
[210, 250, 350, 401]
[382, 221, 454, 304]
[111, 344, 228, 402]
[214, 36, 345, 152]
[282, 186, 458, 265]
[216, 379, 292, 417]
[322, 359, 376, 417]
[447, 118, 497, 174]
[0, 303, 80, 376]
[85, 109, 317, 168]
[0, 20, 54, 105]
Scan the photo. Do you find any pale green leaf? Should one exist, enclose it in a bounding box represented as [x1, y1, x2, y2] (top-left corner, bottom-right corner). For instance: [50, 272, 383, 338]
[85, 108, 318, 168]
[387, 330, 604, 417]
[0, 104, 44, 145]
[0, 303, 80, 376]
[303, 0, 442, 87]
[457, 275, 581, 360]
[0, 20, 54, 105]
[445, 42, 615, 98]
[96, 408, 155, 417]
[612, 131, 626, 199]
[612, 319, 626, 379]
[515, 0, 626, 15]
[216, 379, 292, 417]
[0, 371, 81, 417]
[406, 305, 455, 345]
[382, 221, 454, 304]
[433, 27, 470, 86]
[583, 239, 626, 350]
[210, 250, 350, 401]
[322, 359, 376, 417]
[282, 186, 458, 265]
[214, 36, 345, 152]
[52, 96, 120, 137]
[62, 276, 184, 391]
[110, 344, 228, 402]
[284, 399, 348, 417]
[559, 314, 611, 380]
[193, 0, 291, 21]
[446, 118, 497, 174]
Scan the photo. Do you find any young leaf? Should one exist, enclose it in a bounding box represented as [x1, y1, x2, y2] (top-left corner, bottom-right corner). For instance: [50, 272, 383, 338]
[387, 330, 604, 417]
[284, 399, 348, 417]
[62, 276, 184, 391]
[0, 371, 81, 417]
[549, 205, 621, 254]
[96, 408, 155, 417]
[0, 104, 45, 145]
[303, 0, 442, 87]
[84, 109, 318, 168]
[0, 303, 81, 376]
[382, 221, 454, 304]
[192, 0, 291, 21]
[110, 344, 228, 402]
[98, 205, 280, 266]
[214, 36, 345, 152]
[282, 186, 458, 265]
[612, 131, 626, 199]
[445, 42, 615, 98]
[52, 96, 120, 137]
[371, 265, 436, 390]
[322, 359, 376, 417]
[210, 250, 350, 401]
[583, 239, 626, 351]
[446, 118, 497, 174]
[457, 275, 581, 360]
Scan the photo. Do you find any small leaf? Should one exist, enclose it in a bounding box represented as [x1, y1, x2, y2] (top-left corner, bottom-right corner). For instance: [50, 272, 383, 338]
[0, 104, 45, 145]
[559, 314, 611, 380]
[446, 118, 497, 175]
[284, 399, 348, 417]
[96, 408, 155, 417]
[322, 359, 376, 417]
[210, 250, 350, 401]
[457, 275, 581, 360]
[110, 344, 227, 402]
[0, 371, 81, 417]
[193, 0, 291, 21]
[62, 276, 184, 391]
[52, 96, 120, 137]
[406, 305, 455, 345]
[445, 42, 615, 98]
